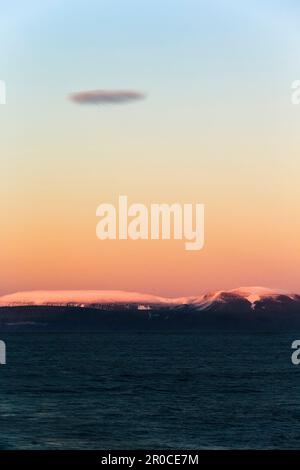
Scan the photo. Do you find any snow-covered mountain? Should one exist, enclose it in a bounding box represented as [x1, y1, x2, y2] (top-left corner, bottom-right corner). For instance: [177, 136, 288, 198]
[0, 286, 299, 332]
[185, 286, 299, 311]
[0, 286, 298, 311]
[0, 290, 175, 308]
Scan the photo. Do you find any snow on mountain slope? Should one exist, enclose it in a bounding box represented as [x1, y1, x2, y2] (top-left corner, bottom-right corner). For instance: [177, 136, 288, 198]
[0, 286, 297, 310]
[187, 286, 297, 311]
[0, 290, 175, 307]
[226, 286, 293, 304]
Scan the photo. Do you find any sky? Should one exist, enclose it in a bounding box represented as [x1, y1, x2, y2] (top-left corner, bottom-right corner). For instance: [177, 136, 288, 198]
[0, 0, 299, 296]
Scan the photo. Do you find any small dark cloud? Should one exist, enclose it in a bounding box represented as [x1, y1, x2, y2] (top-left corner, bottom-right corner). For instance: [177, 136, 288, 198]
[70, 90, 145, 106]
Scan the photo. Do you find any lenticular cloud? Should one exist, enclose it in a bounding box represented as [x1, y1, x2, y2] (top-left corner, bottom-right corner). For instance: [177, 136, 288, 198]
[70, 90, 145, 106]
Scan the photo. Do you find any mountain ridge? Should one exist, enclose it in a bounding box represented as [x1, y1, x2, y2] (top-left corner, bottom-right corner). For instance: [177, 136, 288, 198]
[0, 286, 299, 332]
[0, 286, 298, 310]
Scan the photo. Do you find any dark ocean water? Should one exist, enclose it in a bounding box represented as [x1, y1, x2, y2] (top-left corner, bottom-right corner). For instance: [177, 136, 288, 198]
[0, 332, 300, 449]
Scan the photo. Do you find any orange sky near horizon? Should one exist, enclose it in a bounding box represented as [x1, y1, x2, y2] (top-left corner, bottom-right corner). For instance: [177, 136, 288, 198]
[0, 1, 299, 296]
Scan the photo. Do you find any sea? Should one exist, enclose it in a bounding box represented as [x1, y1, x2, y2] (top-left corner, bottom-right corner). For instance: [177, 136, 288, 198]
[0, 331, 300, 449]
